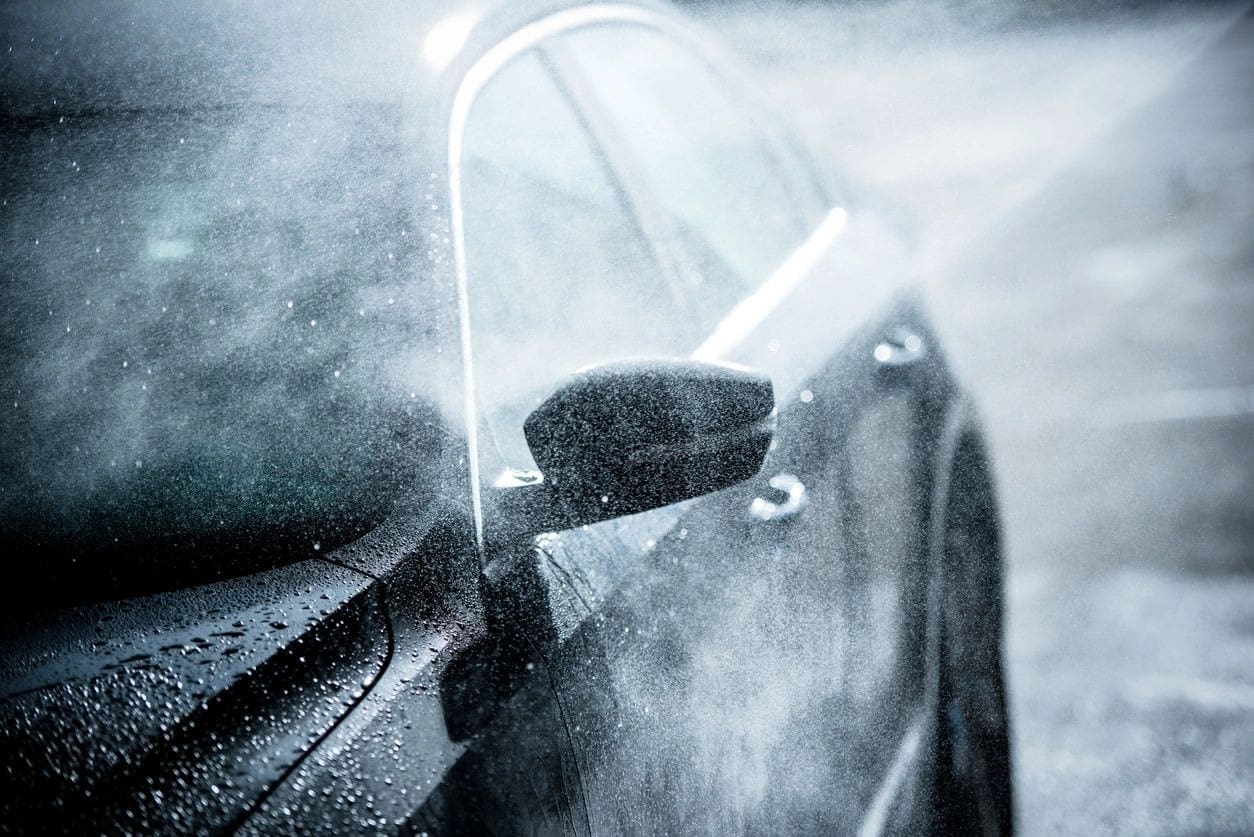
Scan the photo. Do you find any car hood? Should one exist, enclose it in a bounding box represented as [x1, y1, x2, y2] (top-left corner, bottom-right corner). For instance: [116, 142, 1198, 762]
[0, 557, 388, 832]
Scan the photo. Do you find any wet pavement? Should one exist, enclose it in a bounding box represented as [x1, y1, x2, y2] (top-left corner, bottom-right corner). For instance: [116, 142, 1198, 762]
[694, 2, 1254, 833]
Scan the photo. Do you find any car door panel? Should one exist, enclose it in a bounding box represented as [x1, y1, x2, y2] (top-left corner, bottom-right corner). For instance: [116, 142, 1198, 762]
[523, 331, 928, 835]
[527, 24, 934, 834]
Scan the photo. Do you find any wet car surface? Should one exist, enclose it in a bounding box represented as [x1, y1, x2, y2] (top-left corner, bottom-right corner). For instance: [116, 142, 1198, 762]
[1, 1, 1012, 833]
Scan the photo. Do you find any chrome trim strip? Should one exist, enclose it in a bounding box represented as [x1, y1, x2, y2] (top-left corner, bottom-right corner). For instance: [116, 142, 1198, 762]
[857, 710, 926, 837]
[693, 206, 847, 361]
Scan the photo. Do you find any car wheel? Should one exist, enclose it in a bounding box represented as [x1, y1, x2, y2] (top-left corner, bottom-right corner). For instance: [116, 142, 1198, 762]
[932, 434, 1015, 836]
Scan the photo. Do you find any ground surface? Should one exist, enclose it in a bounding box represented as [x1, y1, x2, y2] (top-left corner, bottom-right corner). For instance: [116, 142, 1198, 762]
[691, 2, 1254, 833]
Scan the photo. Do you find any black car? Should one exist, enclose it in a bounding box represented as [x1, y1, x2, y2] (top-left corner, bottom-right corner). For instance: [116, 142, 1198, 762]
[0, 0, 1013, 833]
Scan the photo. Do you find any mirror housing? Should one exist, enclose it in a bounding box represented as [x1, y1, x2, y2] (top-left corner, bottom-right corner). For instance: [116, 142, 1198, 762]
[506, 359, 774, 533]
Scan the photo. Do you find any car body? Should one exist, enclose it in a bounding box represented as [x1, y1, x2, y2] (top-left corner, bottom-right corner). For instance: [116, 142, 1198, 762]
[0, 0, 1013, 833]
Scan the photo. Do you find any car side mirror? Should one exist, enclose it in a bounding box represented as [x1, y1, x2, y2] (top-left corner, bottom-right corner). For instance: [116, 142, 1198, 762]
[488, 359, 775, 541]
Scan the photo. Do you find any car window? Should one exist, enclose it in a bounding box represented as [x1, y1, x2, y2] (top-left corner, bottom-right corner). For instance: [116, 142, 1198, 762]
[0, 103, 454, 566]
[460, 51, 689, 470]
[558, 24, 823, 320]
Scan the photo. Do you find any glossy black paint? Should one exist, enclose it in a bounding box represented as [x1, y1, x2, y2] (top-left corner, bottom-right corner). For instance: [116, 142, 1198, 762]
[0, 559, 386, 830]
[0, 0, 1012, 834]
[521, 359, 775, 527]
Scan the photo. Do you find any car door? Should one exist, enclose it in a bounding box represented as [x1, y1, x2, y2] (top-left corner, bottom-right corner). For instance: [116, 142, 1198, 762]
[537, 21, 937, 834]
[428, 10, 936, 836]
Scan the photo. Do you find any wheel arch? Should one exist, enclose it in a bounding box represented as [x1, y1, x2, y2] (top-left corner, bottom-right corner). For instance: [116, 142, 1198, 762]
[919, 393, 1015, 835]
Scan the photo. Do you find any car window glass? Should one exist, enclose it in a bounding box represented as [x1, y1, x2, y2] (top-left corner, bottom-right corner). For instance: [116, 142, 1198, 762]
[559, 25, 819, 318]
[461, 51, 688, 469]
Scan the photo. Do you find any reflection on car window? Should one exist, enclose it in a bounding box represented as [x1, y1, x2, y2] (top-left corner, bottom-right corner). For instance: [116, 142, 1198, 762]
[0, 104, 450, 563]
[560, 24, 820, 321]
[461, 51, 689, 469]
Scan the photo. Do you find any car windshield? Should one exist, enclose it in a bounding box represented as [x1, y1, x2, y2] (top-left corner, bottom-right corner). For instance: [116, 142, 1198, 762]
[0, 100, 450, 576]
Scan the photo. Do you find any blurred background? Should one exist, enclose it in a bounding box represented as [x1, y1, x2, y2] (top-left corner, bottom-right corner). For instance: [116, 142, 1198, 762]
[683, 1, 1254, 834]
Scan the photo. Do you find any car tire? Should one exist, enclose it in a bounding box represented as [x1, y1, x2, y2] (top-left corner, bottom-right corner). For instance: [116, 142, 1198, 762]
[931, 433, 1015, 836]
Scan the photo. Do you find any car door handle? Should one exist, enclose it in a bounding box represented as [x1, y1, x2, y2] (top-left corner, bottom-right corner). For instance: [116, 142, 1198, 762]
[873, 327, 926, 367]
[749, 472, 809, 523]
